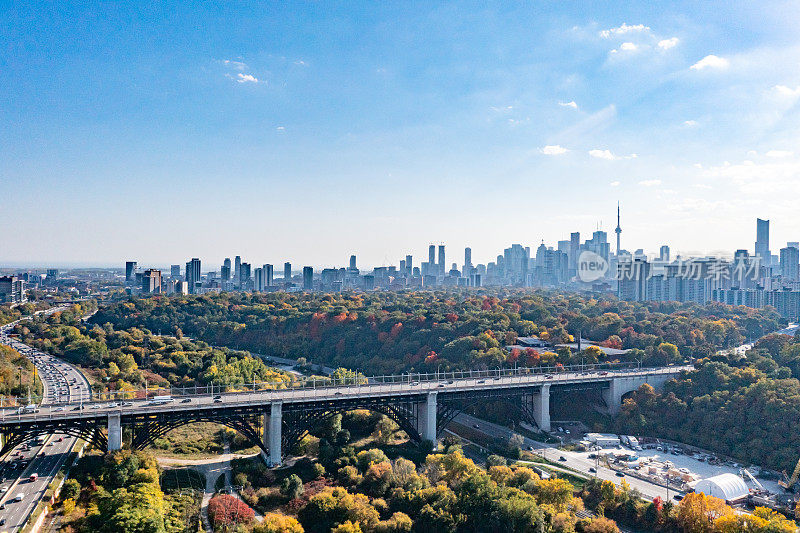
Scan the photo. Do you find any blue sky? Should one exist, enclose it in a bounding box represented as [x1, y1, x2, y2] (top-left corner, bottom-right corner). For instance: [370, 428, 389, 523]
[2, 2, 800, 268]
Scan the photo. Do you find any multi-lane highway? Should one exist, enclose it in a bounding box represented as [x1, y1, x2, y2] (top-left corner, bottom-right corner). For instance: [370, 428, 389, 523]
[0, 307, 91, 532]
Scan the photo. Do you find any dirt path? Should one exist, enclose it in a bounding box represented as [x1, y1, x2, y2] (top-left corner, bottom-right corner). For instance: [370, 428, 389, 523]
[157, 447, 264, 530]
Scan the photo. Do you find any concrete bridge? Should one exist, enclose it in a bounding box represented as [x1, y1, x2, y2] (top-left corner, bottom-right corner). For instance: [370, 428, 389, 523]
[0, 365, 686, 465]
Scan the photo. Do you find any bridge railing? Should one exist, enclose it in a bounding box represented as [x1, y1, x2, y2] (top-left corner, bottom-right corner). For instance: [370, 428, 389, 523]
[0, 361, 690, 408]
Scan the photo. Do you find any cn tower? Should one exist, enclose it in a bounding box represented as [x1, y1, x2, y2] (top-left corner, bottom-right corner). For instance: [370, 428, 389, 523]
[615, 202, 622, 255]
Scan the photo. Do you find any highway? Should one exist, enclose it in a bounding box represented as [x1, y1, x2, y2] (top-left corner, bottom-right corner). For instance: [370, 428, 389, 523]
[0, 306, 91, 532]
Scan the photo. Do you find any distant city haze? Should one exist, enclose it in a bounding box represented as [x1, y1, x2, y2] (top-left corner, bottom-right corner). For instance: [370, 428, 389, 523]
[2, 2, 800, 267]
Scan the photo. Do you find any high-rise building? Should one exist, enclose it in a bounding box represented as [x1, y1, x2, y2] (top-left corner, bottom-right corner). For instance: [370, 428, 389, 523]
[221, 264, 231, 281]
[264, 264, 274, 286]
[463, 247, 472, 276]
[569, 232, 580, 271]
[239, 263, 251, 288]
[349, 255, 357, 270]
[0, 276, 25, 303]
[170, 264, 181, 278]
[303, 266, 313, 290]
[125, 262, 137, 282]
[659, 246, 670, 262]
[755, 218, 770, 265]
[234, 256, 242, 283]
[438, 245, 446, 275]
[405, 255, 413, 276]
[284, 262, 292, 283]
[428, 245, 436, 266]
[142, 269, 162, 294]
[185, 258, 201, 294]
[781, 246, 800, 281]
[254, 267, 264, 291]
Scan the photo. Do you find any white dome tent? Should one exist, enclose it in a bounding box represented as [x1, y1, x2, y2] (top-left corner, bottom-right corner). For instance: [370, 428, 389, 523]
[692, 473, 749, 503]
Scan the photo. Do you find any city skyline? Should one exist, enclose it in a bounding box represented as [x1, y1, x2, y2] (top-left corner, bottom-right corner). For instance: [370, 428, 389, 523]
[3, 3, 800, 267]
[2, 209, 799, 270]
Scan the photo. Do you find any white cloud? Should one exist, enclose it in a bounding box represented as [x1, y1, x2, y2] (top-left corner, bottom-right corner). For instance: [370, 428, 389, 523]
[657, 38, 679, 50]
[690, 55, 729, 70]
[276, 126, 285, 133]
[294, 60, 307, 66]
[236, 73, 258, 83]
[589, 149, 618, 160]
[773, 85, 800, 99]
[638, 179, 662, 186]
[619, 42, 637, 51]
[683, 120, 699, 127]
[541, 145, 568, 155]
[589, 149, 637, 160]
[766, 150, 793, 158]
[610, 181, 621, 187]
[223, 59, 247, 70]
[559, 101, 578, 109]
[490, 105, 514, 113]
[600, 23, 650, 38]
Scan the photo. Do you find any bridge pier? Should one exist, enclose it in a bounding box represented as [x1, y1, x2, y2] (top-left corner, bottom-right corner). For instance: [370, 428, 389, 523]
[267, 402, 282, 466]
[108, 413, 122, 451]
[419, 392, 437, 443]
[531, 384, 551, 432]
[602, 374, 673, 415]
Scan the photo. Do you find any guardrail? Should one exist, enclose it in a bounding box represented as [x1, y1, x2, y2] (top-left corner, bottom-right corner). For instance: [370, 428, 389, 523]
[0, 364, 690, 424]
[0, 361, 687, 408]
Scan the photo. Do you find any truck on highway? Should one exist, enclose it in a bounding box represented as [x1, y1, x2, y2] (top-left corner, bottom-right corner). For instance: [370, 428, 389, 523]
[16, 404, 40, 414]
[151, 395, 174, 405]
[29, 473, 38, 482]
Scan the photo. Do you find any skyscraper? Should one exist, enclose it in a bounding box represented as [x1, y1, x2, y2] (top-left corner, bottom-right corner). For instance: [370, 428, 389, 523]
[438, 245, 446, 275]
[781, 246, 799, 281]
[239, 262, 252, 290]
[303, 266, 313, 290]
[463, 247, 473, 277]
[170, 264, 181, 278]
[659, 245, 670, 262]
[284, 262, 292, 283]
[755, 218, 770, 265]
[569, 232, 580, 271]
[405, 254, 413, 276]
[428, 245, 436, 267]
[221, 264, 231, 281]
[234, 256, 242, 282]
[223, 257, 231, 274]
[254, 267, 264, 291]
[615, 203, 622, 256]
[142, 269, 162, 294]
[349, 255, 357, 270]
[264, 264, 273, 287]
[185, 258, 201, 294]
[125, 261, 137, 282]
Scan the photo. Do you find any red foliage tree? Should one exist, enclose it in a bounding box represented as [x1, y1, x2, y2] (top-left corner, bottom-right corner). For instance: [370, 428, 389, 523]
[208, 494, 255, 528]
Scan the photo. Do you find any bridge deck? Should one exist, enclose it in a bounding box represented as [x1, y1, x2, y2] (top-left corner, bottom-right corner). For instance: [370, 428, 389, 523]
[0, 366, 687, 428]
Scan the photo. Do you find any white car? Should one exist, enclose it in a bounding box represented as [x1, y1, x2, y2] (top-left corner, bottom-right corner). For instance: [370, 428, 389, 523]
[53, 407, 64, 412]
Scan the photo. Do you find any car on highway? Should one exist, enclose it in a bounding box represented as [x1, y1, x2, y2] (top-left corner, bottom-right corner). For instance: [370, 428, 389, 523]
[589, 467, 597, 473]
[615, 472, 625, 477]
[559, 456, 567, 462]
[180, 398, 192, 403]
